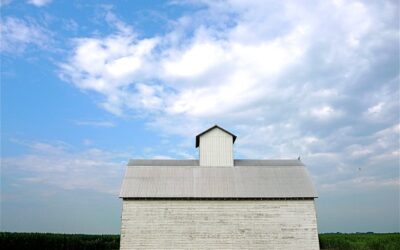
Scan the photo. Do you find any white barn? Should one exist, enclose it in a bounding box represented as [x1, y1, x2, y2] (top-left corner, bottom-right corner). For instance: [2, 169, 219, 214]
[119, 125, 319, 249]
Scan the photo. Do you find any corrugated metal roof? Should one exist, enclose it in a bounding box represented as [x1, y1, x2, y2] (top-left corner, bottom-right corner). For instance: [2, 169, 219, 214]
[234, 159, 305, 166]
[128, 159, 199, 166]
[128, 159, 303, 167]
[120, 160, 317, 198]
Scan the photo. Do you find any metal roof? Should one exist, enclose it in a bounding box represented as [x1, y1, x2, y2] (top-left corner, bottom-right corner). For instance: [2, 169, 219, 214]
[128, 159, 199, 166]
[128, 159, 304, 167]
[120, 159, 317, 198]
[195, 125, 237, 148]
[234, 159, 305, 166]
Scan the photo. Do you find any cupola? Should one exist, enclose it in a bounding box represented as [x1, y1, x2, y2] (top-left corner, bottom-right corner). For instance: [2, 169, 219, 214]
[195, 125, 236, 166]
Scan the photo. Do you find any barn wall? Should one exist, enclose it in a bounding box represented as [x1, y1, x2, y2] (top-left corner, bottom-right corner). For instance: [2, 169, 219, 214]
[199, 128, 233, 166]
[120, 199, 319, 250]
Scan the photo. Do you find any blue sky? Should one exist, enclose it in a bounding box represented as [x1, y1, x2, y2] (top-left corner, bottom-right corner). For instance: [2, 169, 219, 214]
[1, 0, 399, 234]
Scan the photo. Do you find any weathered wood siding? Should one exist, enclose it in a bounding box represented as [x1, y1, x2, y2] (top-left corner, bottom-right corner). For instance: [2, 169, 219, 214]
[199, 128, 233, 166]
[120, 200, 319, 249]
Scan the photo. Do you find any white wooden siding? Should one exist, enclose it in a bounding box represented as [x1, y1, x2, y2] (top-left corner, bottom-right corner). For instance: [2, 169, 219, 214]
[120, 200, 319, 250]
[199, 128, 233, 166]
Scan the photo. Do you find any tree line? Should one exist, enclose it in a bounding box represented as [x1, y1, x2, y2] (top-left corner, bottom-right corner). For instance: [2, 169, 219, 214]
[1, 232, 399, 249]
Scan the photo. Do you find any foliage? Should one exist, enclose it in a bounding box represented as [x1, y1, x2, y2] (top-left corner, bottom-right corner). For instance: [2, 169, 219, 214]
[319, 233, 400, 250]
[1, 232, 399, 249]
[0, 232, 119, 250]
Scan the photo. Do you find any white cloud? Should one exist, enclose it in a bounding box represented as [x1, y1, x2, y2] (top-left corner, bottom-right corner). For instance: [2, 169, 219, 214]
[320, 176, 400, 192]
[59, 21, 159, 115]
[82, 139, 93, 146]
[0, 17, 51, 53]
[367, 102, 385, 115]
[163, 42, 226, 78]
[59, 1, 399, 193]
[310, 106, 344, 120]
[27, 0, 51, 7]
[74, 120, 115, 127]
[1, 0, 12, 6]
[60, 1, 398, 124]
[2, 140, 127, 194]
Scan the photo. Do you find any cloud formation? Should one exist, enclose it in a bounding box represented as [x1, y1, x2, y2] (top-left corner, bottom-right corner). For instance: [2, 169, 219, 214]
[59, 0, 399, 192]
[0, 16, 51, 53]
[2, 140, 126, 195]
[74, 120, 116, 127]
[27, 0, 51, 7]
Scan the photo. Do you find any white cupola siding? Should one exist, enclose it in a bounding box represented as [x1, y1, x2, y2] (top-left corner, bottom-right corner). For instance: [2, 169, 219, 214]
[196, 125, 236, 167]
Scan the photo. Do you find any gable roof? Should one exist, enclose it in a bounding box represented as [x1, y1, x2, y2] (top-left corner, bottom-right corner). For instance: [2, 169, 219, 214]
[120, 159, 317, 198]
[195, 125, 237, 148]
